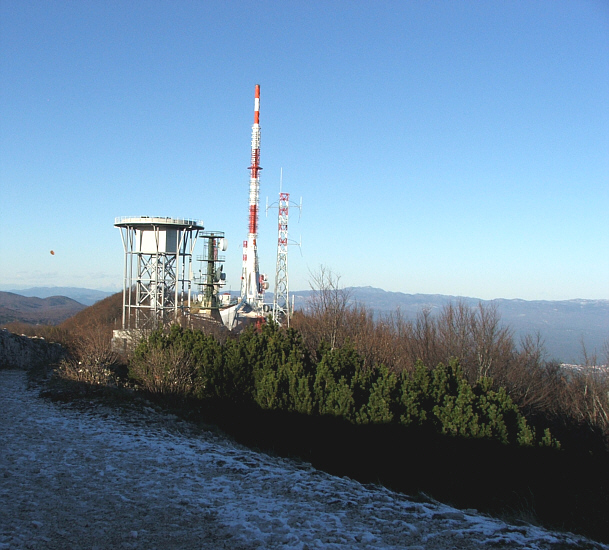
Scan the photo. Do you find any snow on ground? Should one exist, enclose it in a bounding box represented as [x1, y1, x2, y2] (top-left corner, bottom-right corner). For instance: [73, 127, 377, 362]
[0, 370, 606, 550]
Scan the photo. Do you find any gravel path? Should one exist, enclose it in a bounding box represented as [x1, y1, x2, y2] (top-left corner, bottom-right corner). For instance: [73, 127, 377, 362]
[1, 369, 605, 550]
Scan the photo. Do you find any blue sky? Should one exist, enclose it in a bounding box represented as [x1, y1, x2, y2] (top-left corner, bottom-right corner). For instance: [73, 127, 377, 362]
[1, 1, 608, 300]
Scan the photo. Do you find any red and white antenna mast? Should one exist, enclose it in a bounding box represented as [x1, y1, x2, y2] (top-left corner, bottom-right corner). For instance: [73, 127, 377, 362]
[268, 170, 302, 327]
[241, 84, 267, 311]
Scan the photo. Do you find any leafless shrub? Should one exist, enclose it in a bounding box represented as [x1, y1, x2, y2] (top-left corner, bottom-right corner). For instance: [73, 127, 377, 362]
[495, 334, 560, 416]
[349, 307, 402, 370]
[556, 367, 609, 439]
[410, 307, 441, 370]
[580, 336, 599, 369]
[549, 338, 609, 440]
[427, 301, 514, 382]
[56, 320, 119, 385]
[57, 358, 116, 386]
[435, 301, 474, 366]
[378, 308, 417, 372]
[295, 277, 522, 382]
[73, 322, 118, 367]
[129, 346, 196, 395]
[471, 302, 514, 379]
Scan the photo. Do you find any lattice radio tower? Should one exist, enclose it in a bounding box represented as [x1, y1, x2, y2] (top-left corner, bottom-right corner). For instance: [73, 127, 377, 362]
[269, 170, 301, 326]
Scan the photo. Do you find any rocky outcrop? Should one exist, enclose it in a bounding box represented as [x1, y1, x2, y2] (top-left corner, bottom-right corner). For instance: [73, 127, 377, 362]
[0, 329, 66, 370]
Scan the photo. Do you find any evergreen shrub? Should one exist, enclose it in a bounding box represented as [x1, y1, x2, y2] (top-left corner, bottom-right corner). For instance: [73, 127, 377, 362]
[129, 323, 557, 448]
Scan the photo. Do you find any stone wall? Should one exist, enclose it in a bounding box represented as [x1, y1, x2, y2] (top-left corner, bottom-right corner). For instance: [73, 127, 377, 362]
[0, 329, 66, 370]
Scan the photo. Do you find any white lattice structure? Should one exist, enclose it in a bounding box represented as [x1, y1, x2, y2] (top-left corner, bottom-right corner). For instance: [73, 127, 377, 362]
[273, 192, 290, 325]
[114, 216, 203, 330]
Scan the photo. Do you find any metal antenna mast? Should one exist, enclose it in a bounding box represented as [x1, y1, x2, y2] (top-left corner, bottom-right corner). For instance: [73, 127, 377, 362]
[270, 169, 301, 326]
[240, 84, 267, 314]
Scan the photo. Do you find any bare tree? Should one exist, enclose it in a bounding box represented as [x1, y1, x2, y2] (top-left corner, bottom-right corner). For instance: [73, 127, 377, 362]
[559, 368, 609, 439]
[380, 308, 417, 372]
[304, 266, 353, 351]
[470, 302, 514, 379]
[499, 333, 560, 416]
[580, 336, 600, 368]
[404, 300, 514, 382]
[436, 301, 475, 366]
[410, 308, 441, 369]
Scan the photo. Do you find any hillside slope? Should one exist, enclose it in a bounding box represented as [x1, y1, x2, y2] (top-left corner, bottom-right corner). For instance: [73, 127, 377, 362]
[59, 291, 123, 332]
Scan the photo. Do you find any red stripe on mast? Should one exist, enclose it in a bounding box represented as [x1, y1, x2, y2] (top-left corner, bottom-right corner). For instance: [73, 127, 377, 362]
[248, 205, 258, 234]
[254, 84, 260, 124]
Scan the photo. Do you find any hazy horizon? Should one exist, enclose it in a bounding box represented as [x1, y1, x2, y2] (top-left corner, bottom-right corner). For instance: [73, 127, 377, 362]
[2, 283, 608, 304]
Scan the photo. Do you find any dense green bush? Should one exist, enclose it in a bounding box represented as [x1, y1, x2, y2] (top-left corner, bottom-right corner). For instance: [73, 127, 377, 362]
[128, 322, 556, 448]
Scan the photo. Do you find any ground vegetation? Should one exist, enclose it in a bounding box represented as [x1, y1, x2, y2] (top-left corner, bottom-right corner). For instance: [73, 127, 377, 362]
[4, 279, 609, 542]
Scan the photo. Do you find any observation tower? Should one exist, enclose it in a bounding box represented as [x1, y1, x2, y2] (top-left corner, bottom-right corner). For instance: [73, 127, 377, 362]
[114, 216, 204, 330]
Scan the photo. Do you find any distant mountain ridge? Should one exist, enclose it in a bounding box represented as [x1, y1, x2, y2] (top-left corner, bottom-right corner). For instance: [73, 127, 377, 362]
[0, 292, 87, 325]
[6, 287, 113, 306]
